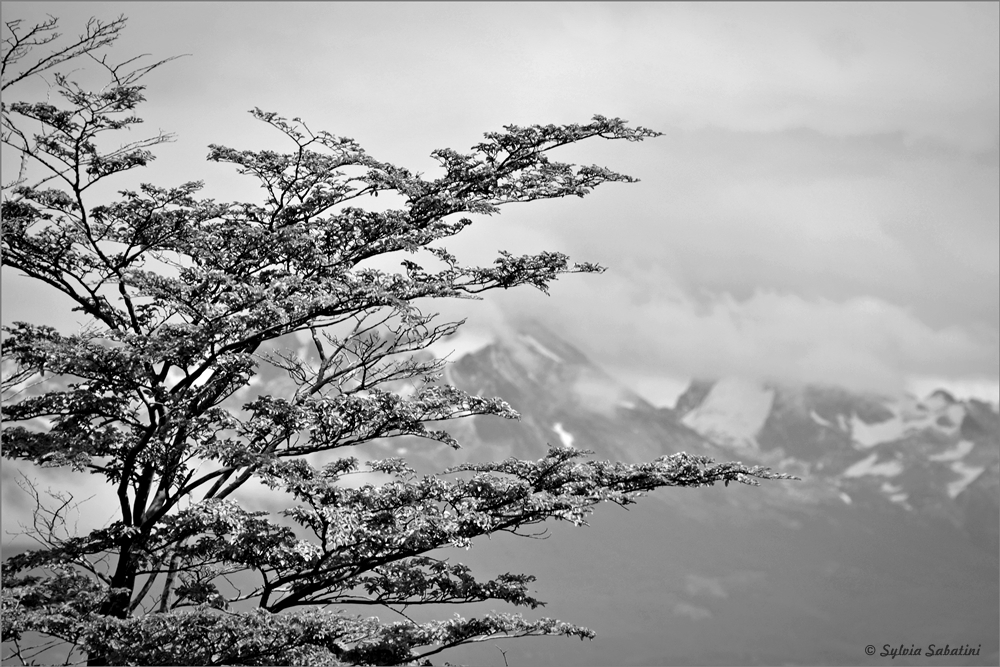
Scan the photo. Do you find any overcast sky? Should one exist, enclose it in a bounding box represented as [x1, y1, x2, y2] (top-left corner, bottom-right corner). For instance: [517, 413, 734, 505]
[3, 2, 999, 405]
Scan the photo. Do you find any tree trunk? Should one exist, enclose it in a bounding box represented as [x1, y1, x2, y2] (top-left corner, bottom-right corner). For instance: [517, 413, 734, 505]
[86, 543, 136, 666]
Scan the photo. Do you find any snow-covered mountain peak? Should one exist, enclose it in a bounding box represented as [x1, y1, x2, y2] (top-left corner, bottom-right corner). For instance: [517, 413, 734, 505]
[925, 389, 958, 410]
[850, 394, 966, 449]
[680, 377, 774, 453]
[432, 325, 996, 515]
[426, 328, 496, 361]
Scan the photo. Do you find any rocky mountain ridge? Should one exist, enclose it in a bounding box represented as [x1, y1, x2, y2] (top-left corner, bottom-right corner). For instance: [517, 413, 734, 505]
[413, 322, 998, 557]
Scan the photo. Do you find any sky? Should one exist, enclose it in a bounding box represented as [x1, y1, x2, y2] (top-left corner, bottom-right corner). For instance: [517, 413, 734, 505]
[2, 1, 999, 406]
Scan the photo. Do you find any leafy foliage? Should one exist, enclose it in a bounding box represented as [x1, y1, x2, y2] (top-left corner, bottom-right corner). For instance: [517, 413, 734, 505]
[1, 14, 794, 666]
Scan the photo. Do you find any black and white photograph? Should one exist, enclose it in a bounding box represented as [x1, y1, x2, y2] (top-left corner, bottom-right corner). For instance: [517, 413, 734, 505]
[2, 3, 998, 666]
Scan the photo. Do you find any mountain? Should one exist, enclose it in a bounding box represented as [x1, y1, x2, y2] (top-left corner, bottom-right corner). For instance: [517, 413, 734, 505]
[371, 322, 999, 666]
[672, 377, 1000, 557]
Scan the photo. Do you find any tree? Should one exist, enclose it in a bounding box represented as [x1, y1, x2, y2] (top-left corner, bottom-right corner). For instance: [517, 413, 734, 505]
[1, 15, 794, 666]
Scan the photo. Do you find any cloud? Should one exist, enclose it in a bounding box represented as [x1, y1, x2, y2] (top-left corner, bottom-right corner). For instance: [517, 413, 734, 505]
[542, 3, 1000, 152]
[490, 270, 998, 402]
[510, 126, 997, 331]
[3, 4, 995, 407]
[420, 120, 998, 404]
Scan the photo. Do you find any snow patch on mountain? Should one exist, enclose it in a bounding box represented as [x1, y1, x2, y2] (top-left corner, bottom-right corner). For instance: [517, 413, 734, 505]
[928, 440, 975, 462]
[842, 453, 903, 478]
[810, 410, 832, 427]
[880, 482, 903, 494]
[519, 334, 562, 364]
[888, 492, 910, 507]
[924, 390, 956, 412]
[876, 482, 911, 507]
[898, 396, 965, 435]
[947, 461, 985, 499]
[552, 422, 575, 448]
[681, 378, 774, 451]
[850, 397, 966, 448]
[850, 413, 905, 448]
[498, 332, 568, 379]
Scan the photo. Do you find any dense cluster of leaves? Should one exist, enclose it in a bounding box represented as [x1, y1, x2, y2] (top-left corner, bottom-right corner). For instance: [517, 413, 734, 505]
[2, 15, 793, 666]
